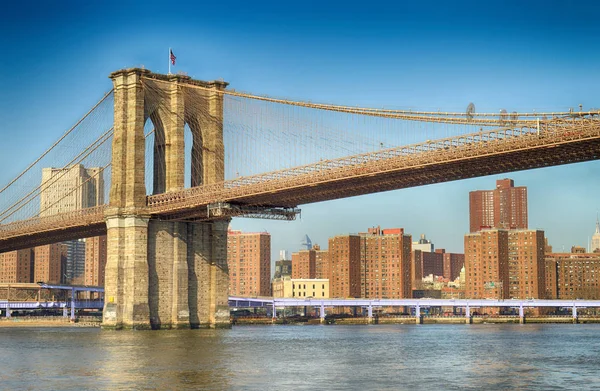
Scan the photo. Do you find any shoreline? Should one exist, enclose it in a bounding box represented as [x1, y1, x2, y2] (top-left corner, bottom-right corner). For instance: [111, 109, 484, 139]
[233, 315, 600, 325]
[0, 317, 101, 328]
[2, 316, 599, 328]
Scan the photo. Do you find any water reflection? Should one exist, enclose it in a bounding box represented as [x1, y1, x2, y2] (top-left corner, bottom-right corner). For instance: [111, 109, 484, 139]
[0, 325, 599, 390]
[93, 330, 233, 390]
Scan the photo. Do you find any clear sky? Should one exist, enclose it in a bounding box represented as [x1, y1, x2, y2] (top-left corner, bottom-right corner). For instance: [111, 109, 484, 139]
[1, 0, 599, 263]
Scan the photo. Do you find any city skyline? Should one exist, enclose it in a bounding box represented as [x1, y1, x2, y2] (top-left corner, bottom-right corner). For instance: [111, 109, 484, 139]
[230, 176, 600, 263]
[1, 3, 599, 389]
[1, 1, 600, 261]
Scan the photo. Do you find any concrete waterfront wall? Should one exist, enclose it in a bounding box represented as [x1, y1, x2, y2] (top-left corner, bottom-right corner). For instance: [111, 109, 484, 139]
[232, 315, 600, 325]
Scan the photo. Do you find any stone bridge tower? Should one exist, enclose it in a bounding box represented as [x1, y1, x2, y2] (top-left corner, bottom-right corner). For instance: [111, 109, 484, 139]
[103, 68, 230, 329]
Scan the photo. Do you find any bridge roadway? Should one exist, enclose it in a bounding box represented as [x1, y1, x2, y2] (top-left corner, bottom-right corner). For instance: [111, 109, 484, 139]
[0, 284, 104, 320]
[3, 294, 597, 321]
[1, 117, 599, 252]
[230, 297, 600, 321]
[229, 296, 600, 309]
[0, 300, 104, 310]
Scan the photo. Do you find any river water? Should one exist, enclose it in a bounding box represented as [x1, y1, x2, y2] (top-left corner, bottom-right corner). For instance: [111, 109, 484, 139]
[2, 324, 600, 390]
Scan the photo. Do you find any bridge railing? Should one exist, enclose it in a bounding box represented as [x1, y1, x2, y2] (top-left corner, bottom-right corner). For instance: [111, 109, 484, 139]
[0, 205, 106, 239]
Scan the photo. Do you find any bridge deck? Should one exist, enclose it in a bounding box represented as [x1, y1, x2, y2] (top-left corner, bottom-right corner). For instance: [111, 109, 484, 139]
[1, 118, 599, 252]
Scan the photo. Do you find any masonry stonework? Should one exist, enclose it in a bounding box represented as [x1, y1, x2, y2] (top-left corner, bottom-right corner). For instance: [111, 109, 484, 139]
[102, 68, 230, 329]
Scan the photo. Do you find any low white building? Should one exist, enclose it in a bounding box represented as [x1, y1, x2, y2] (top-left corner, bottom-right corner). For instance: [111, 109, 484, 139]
[272, 276, 329, 298]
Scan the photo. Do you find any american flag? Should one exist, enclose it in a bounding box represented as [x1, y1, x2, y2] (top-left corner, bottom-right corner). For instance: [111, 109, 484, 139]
[170, 49, 176, 65]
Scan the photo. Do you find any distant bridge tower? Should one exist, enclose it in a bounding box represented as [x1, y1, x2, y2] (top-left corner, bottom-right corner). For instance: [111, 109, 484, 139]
[103, 68, 230, 329]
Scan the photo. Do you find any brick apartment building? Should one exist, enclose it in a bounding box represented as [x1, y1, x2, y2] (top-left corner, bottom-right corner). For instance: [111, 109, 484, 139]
[469, 178, 527, 233]
[546, 252, 600, 299]
[465, 229, 545, 300]
[227, 230, 271, 296]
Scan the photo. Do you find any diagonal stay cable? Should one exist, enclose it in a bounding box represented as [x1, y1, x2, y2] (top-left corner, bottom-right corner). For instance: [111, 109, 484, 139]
[0, 89, 114, 195]
[35, 127, 157, 219]
[37, 163, 111, 217]
[0, 128, 114, 223]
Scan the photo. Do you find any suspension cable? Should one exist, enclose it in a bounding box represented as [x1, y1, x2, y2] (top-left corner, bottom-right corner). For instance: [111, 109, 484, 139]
[0, 89, 114, 195]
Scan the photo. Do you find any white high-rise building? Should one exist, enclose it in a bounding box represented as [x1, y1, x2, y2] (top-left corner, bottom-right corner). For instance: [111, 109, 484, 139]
[413, 233, 434, 252]
[591, 217, 600, 253]
[39, 164, 105, 285]
[40, 164, 104, 216]
[279, 250, 289, 261]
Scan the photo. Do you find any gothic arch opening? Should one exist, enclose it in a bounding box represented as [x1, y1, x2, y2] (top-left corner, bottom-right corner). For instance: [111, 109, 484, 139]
[143, 113, 166, 195]
[185, 118, 204, 188]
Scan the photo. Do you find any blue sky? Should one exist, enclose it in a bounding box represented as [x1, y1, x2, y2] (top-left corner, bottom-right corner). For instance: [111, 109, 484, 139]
[1, 0, 599, 262]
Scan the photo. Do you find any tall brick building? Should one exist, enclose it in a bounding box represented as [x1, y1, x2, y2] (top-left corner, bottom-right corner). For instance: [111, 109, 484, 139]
[411, 250, 423, 289]
[469, 178, 527, 232]
[325, 227, 413, 299]
[328, 235, 361, 298]
[465, 230, 509, 299]
[465, 229, 545, 300]
[546, 252, 600, 299]
[507, 230, 546, 299]
[85, 236, 107, 286]
[360, 227, 412, 299]
[0, 249, 34, 283]
[227, 230, 271, 296]
[292, 249, 316, 279]
[291, 244, 329, 280]
[314, 245, 329, 281]
[33, 244, 64, 284]
[443, 252, 465, 281]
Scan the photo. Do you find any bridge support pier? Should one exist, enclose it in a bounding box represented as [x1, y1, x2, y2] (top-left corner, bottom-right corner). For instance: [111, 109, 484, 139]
[519, 304, 526, 324]
[187, 220, 230, 329]
[415, 305, 423, 324]
[102, 215, 151, 330]
[103, 217, 231, 330]
[147, 220, 190, 329]
[70, 288, 76, 322]
[465, 305, 473, 324]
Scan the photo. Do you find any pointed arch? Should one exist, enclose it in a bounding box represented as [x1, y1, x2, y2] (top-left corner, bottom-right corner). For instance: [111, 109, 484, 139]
[143, 113, 166, 195]
[186, 116, 204, 188]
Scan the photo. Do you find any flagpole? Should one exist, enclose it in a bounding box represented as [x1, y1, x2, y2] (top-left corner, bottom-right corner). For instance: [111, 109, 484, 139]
[168, 47, 171, 75]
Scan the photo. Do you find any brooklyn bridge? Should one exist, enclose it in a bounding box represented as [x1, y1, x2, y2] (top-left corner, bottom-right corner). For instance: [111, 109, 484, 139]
[1, 68, 598, 329]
